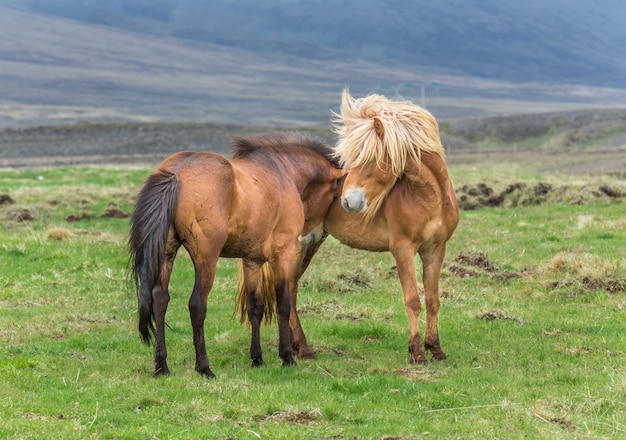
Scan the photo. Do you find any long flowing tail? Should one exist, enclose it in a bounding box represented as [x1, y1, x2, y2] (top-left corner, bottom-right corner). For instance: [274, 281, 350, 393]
[235, 261, 276, 325]
[128, 170, 179, 345]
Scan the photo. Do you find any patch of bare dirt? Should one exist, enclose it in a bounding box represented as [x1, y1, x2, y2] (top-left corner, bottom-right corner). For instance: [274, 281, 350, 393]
[0, 194, 15, 205]
[477, 310, 519, 322]
[337, 271, 371, 287]
[262, 408, 321, 425]
[453, 251, 497, 272]
[447, 263, 481, 279]
[334, 270, 372, 293]
[101, 208, 130, 219]
[493, 270, 522, 281]
[65, 213, 93, 222]
[386, 265, 399, 278]
[533, 412, 576, 431]
[11, 209, 34, 222]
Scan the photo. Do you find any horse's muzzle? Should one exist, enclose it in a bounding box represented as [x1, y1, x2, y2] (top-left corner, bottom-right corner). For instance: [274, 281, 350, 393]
[341, 188, 367, 213]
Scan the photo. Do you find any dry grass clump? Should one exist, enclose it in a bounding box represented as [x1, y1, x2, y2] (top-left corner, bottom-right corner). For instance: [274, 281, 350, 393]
[546, 251, 626, 294]
[549, 251, 613, 279]
[47, 227, 71, 241]
[262, 408, 321, 425]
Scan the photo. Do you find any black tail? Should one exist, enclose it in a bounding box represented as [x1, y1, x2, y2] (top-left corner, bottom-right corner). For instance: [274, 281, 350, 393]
[128, 170, 179, 345]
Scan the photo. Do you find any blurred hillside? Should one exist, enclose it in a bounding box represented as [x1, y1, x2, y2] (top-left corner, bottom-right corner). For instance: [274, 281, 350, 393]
[1, 1, 626, 127]
[5, 0, 626, 87]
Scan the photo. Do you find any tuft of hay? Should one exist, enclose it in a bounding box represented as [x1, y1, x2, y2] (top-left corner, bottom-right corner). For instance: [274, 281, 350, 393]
[546, 251, 625, 295]
[549, 251, 613, 278]
[47, 228, 71, 241]
[263, 408, 321, 425]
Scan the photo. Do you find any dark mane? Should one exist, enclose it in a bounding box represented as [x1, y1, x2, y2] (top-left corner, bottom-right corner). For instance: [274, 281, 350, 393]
[232, 132, 340, 168]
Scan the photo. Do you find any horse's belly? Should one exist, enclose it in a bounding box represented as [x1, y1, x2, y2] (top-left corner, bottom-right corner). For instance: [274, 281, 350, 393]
[220, 232, 268, 261]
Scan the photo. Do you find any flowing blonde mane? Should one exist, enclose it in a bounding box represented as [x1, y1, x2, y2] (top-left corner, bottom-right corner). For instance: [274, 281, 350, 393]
[332, 89, 444, 176]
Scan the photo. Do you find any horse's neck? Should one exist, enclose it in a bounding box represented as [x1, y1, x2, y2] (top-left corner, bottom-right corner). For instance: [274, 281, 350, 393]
[285, 156, 319, 193]
[403, 153, 453, 199]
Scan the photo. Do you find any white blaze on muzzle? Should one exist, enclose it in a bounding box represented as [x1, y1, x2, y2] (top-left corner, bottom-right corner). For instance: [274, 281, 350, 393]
[341, 187, 368, 213]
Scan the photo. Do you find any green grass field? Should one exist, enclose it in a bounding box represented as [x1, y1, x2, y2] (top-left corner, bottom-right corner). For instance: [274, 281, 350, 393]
[1, 163, 625, 439]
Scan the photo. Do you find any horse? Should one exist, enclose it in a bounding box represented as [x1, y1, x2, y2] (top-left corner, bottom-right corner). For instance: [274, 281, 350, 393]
[128, 132, 344, 378]
[289, 90, 459, 364]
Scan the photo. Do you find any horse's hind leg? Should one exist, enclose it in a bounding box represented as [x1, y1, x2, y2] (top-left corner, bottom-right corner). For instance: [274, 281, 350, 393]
[188, 247, 220, 378]
[242, 260, 265, 367]
[420, 245, 447, 361]
[272, 257, 297, 367]
[153, 238, 179, 376]
[391, 244, 428, 364]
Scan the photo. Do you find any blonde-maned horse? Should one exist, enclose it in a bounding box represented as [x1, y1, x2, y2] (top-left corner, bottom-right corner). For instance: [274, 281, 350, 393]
[290, 90, 459, 364]
[129, 132, 344, 378]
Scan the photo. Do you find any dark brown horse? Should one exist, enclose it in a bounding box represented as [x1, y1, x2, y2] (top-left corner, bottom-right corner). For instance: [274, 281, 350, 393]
[289, 91, 459, 364]
[128, 132, 344, 377]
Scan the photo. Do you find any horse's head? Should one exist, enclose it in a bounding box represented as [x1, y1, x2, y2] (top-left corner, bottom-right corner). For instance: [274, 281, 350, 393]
[332, 89, 445, 223]
[299, 164, 346, 243]
[340, 116, 396, 219]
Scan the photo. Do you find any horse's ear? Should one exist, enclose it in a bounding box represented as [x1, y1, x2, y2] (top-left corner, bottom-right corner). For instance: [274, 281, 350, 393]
[373, 117, 385, 139]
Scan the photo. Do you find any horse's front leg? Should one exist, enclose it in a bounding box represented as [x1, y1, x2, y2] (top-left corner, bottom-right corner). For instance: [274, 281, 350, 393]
[420, 245, 447, 361]
[289, 236, 326, 358]
[391, 244, 427, 364]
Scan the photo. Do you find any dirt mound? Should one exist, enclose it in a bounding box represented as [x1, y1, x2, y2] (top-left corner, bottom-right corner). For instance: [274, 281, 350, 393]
[65, 213, 93, 222]
[456, 181, 626, 210]
[0, 194, 15, 205]
[477, 310, 519, 322]
[337, 271, 371, 287]
[453, 251, 497, 272]
[448, 251, 532, 281]
[11, 209, 34, 222]
[101, 208, 130, 219]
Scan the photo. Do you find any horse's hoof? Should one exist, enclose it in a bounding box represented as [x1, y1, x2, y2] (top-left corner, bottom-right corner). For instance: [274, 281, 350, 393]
[431, 351, 447, 361]
[425, 342, 447, 361]
[153, 366, 171, 377]
[251, 357, 264, 368]
[297, 348, 316, 360]
[410, 355, 429, 365]
[196, 367, 216, 379]
[408, 346, 428, 365]
[282, 355, 297, 367]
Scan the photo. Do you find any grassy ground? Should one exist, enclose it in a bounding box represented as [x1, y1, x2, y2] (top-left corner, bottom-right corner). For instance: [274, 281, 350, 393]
[0, 164, 625, 439]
